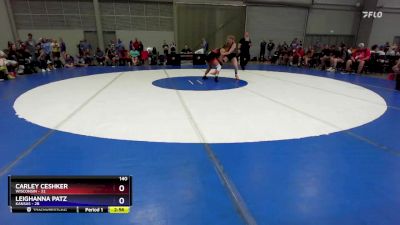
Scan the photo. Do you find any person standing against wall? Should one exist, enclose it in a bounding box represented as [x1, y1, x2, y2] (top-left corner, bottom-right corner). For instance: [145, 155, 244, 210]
[25, 33, 36, 61]
[267, 40, 275, 61]
[238, 32, 252, 70]
[202, 38, 208, 53]
[195, 38, 208, 54]
[260, 40, 266, 62]
[59, 38, 66, 59]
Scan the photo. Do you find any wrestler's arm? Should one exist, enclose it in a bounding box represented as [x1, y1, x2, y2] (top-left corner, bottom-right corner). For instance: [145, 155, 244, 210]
[222, 43, 236, 56]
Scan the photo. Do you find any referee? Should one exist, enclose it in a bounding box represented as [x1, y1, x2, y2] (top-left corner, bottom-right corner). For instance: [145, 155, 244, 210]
[238, 32, 252, 70]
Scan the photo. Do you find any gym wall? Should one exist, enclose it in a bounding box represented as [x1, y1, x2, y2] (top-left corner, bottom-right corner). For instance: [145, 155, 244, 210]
[8, 0, 174, 56]
[176, 3, 246, 51]
[369, 0, 400, 46]
[3, 0, 400, 57]
[99, 0, 174, 52]
[246, 5, 308, 57]
[306, 9, 360, 36]
[246, 0, 364, 57]
[0, 0, 15, 49]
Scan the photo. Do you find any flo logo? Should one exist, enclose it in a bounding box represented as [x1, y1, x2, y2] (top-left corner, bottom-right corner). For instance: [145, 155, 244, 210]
[362, 11, 383, 18]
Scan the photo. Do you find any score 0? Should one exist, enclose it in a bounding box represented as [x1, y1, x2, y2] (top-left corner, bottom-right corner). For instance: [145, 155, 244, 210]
[116, 176, 130, 206]
[118, 176, 128, 193]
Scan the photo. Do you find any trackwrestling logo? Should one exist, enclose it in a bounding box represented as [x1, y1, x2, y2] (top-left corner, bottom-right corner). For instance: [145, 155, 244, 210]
[362, 11, 383, 18]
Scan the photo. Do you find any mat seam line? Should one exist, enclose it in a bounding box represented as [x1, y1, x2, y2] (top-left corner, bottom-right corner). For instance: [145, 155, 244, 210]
[248, 70, 398, 111]
[0, 72, 126, 177]
[163, 69, 258, 225]
[198, 68, 400, 155]
[243, 87, 400, 156]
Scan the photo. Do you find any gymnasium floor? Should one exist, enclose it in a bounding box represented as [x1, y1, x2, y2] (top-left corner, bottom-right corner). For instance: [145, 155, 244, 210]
[1, 64, 400, 225]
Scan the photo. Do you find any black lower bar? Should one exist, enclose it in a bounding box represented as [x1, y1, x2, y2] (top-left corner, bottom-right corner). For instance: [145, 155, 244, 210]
[11, 206, 109, 213]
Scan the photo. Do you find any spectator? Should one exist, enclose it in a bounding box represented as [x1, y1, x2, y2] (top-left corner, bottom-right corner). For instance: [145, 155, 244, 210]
[320, 45, 332, 70]
[386, 46, 396, 56]
[119, 49, 130, 66]
[170, 42, 176, 54]
[202, 38, 209, 53]
[129, 48, 140, 66]
[115, 39, 126, 65]
[37, 49, 48, 72]
[41, 39, 55, 71]
[138, 41, 144, 53]
[78, 40, 84, 55]
[16, 43, 34, 74]
[266, 40, 275, 61]
[275, 45, 283, 64]
[7, 44, 19, 77]
[84, 50, 94, 66]
[34, 41, 42, 59]
[313, 40, 322, 53]
[0, 50, 13, 80]
[105, 44, 118, 66]
[60, 38, 66, 57]
[78, 39, 92, 56]
[132, 38, 140, 51]
[282, 41, 289, 49]
[75, 54, 88, 67]
[51, 39, 60, 58]
[327, 45, 349, 72]
[152, 47, 158, 55]
[181, 44, 192, 53]
[291, 38, 299, 49]
[25, 33, 36, 60]
[95, 48, 105, 65]
[135, 41, 144, 52]
[259, 40, 266, 61]
[302, 46, 314, 67]
[162, 40, 169, 55]
[140, 49, 150, 65]
[150, 47, 158, 65]
[289, 46, 304, 67]
[287, 48, 295, 66]
[84, 40, 92, 54]
[4, 36, 398, 77]
[51, 39, 62, 68]
[278, 46, 289, 65]
[41, 39, 52, 69]
[376, 45, 386, 56]
[392, 59, 400, 90]
[384, 41, 390, 52]
[64, 54, 75, 68]
[116, 39, 125, 52]
[343, 43, 371, 74]
[370, 44, 378, 53]
[194, 38, 208, 54]
[15, 40, 23, 50]
[41, 39, 51, 54]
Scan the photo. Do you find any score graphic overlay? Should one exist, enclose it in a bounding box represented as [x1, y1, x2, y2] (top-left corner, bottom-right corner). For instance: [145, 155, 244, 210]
[8, 176, 132, 213]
